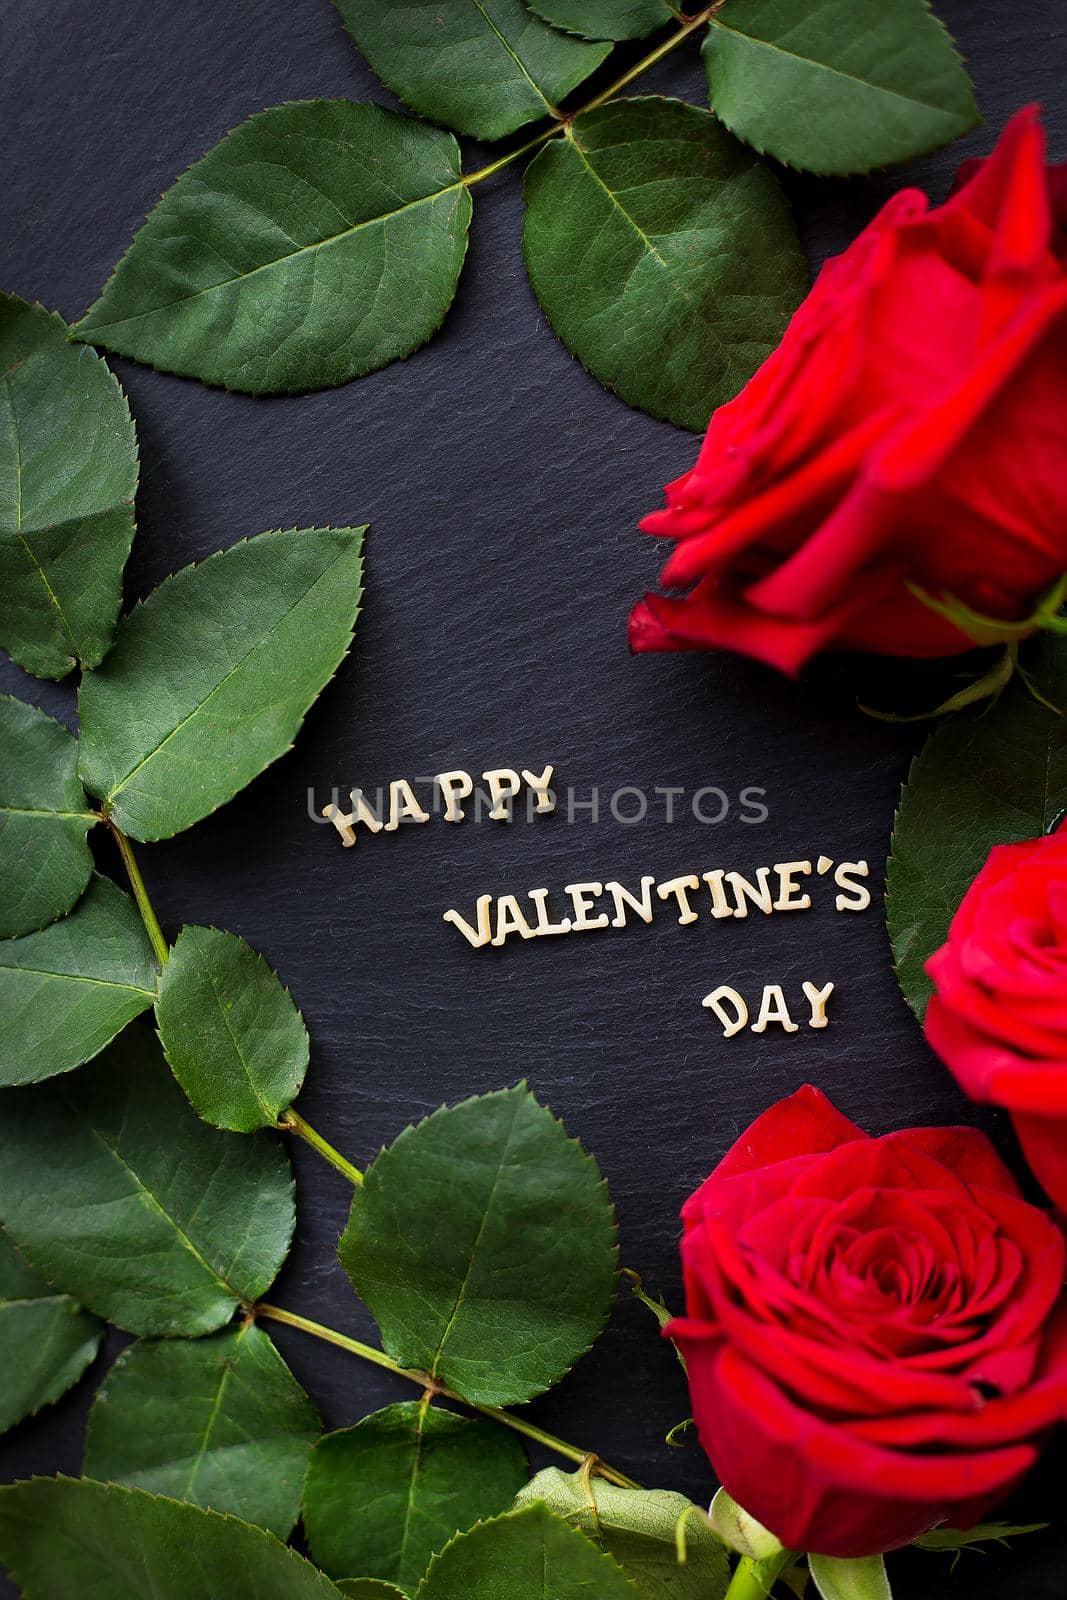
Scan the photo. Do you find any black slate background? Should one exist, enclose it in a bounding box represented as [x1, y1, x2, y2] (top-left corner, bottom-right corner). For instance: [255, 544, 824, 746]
[2, 1, 1065, 1594]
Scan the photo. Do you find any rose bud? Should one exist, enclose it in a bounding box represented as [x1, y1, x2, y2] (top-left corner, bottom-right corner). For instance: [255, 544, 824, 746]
[667, 1086, 1067, 1557]
[926, 822, 1067, 1210]
[630, 107, 1067, 676]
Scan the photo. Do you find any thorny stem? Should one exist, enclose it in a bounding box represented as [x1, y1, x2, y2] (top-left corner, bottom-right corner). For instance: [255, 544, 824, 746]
[255, 1302, 642, 1490]
[461, 5, 723, 188]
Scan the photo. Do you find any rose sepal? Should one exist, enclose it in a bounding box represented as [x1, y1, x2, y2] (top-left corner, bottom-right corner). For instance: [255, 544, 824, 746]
[709, 1488, 784, 1560]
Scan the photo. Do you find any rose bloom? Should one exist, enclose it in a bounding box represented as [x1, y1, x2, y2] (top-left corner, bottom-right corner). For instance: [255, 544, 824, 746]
[927, 823, 1067, 1211]
[630, 107, 1067, 675]
[667, 1086, 1067, 1557]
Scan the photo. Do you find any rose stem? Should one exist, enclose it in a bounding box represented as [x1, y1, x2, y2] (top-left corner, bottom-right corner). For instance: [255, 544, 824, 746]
[723, 1551, 793, 1600]
[255, 1301, 642, 1489]
[107, 822, 363, 1181]
[461, 4, 724, 190]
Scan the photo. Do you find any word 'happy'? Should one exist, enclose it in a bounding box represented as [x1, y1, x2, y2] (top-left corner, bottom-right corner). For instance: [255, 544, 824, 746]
[443, 857, 870, 948]
[322, 765, 555, 843]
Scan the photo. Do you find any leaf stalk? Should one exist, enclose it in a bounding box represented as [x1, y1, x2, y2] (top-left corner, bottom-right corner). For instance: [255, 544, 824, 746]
[277, 1109, 364, 1185]
[462, 4, 722, 189]
[106, 821, 170, 968]
[255, 1301, 640, 1489]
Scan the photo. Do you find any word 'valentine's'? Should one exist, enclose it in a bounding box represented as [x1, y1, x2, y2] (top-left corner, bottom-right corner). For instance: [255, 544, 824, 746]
[444, 857, 870, 947]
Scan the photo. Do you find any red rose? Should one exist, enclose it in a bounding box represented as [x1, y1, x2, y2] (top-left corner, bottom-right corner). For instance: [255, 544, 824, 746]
[667, 1086, 1067, 1557]
[630, 107, 1067, 676]
[926, 823, 1067, 1211]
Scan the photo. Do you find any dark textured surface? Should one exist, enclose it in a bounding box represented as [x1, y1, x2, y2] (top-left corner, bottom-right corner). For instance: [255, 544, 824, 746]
[1, 1, 1065, 1594]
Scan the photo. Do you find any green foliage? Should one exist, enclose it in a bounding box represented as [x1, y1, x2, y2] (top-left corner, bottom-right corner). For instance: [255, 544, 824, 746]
[0, 695, 96, 938]
[304, 1401, 528, 1589]
[0, 873, 156, 1086]
[73, 103, 471, 395]
[337, 1585, 408, 1599]
[809, 1553, 891, 1600]
[523, 97, 807, 432]
[330, 0, 610, 140]
[707, 1488, 783, 1560]
[0, 1232, 103, 1434]
[516, 1468, 730, 1599]
[887, 638, 1067, 1019]
[339, 1087, 617, 1407]
[914, 1522, 1047, 1554]
[84, 1323, 320, 1537]
[415, 1504, 637, 1598]
[528, 0, 672, 41]
[156, 925, 309, 1131]
[0, 1478, 347, 1599]
[0, 293, 138, 679]
[78, 525, 364, 841]
[702, 0, 979, 176]
[0, 1027, 294, 1336]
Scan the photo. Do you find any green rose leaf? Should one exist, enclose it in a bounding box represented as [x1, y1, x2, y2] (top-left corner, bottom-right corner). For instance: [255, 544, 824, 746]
[339, 1087, 617, 1407]
[0, 873, 156, 1087]
[73, 103, 471, 395]
[304, 1402, 528, 1588]
[0, 1026, 294, 1336]
[914, 1522, 1047, 1553]
[330, 1, 610, 141]
[0, 695, 97, 939]
[338, 1586, 408, 1599]
[0, 1232, 103, 1435]
[702, 0, 979, 177]
[415, 1504, 636, 1599]
[515, 1468, 730, 1599]
[84, 1323, 320, 1537]
[78, 525, 363, 841]
[521, 0, 671, 42]
[0, 1478, 346, 1600]
[810, 1553, 892, 1600]
[155, 926, 309, 1131]
[887, 638, 1067, 1020]
[522, 97, 807, 432]
[0, 294, 138, 680]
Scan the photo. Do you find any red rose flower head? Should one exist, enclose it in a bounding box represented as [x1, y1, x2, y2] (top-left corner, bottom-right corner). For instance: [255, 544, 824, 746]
[631, 107, 1067, 676]
[668, 1086, 1067, 1556]
[927, 821, 1067, 1211]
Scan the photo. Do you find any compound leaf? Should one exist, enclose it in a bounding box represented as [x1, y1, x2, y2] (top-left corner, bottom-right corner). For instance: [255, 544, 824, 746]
[78, 525, 363, 841]
[331, 1, 610, 141]
[0, 294, 137, 679]
[0, 1027, 295, 1336]
[156, 925, 309, 1131]
[523, 97, 806, 432]
[339, 1086, 617, 1407]
[0, 1232, 103, 1435]
[0, 1478, 346, 1600]
[0, 873, 156, 1086]
[0, 695, 96, 939]
[887, 638, 1067, 1019]
[415, 1504, 636, 1599]
[84, 1323, 320, 1538]
[73, 102, 471, 394]
[702, 0, 979, 176]
[304, 1402, 528, 1588]
[528, 0, 672, 41]
[515, 1469, 729, 1599]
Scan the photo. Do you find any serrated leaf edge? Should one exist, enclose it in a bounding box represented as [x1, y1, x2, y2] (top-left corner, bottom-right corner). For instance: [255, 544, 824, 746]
[342, 1085, 620, 1408]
